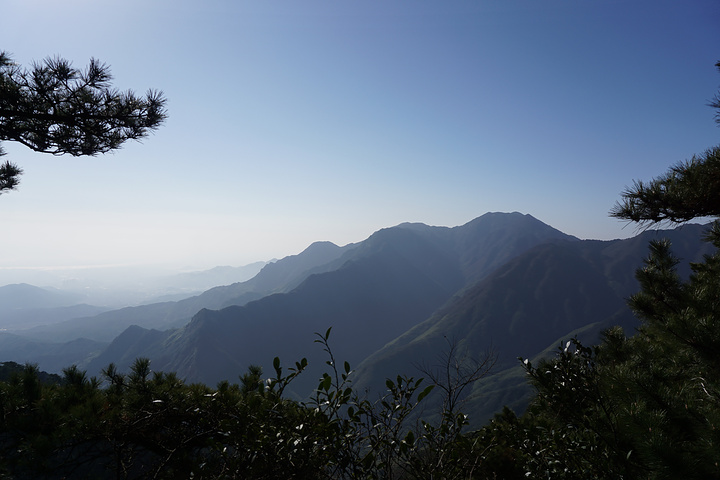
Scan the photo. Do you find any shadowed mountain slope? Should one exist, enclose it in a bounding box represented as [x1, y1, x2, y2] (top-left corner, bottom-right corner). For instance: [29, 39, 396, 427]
[350, 223, 714, 425]
[83, 213, 578, 395]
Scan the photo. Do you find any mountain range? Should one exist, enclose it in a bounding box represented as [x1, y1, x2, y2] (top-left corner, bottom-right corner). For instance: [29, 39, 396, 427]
[1, 213, 713, 424]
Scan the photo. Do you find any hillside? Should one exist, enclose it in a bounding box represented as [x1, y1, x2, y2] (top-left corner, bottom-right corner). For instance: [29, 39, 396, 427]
[83, 213, 579, 394]
[351, 223, 714, 424]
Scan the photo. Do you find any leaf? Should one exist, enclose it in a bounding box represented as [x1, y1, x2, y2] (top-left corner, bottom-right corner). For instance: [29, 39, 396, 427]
[417, 384, 435, 402]
[322, 374, 332, 392]
[273, 357, 281, 376]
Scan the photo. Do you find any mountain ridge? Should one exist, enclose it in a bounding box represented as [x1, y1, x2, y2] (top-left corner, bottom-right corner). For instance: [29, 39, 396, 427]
[80, 212, 588, 397]
[16, 240, 357, 343]
[5, 212, 712, 428]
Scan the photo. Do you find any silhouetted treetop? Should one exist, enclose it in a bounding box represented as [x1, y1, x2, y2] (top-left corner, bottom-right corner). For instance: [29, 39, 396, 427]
[610, 146, 720, 225]
[0, 51, 167, 194]
[611, 61, 720, 226]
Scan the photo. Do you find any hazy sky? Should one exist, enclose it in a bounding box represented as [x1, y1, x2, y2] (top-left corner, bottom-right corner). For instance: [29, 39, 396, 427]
[1, 1, 719, 270]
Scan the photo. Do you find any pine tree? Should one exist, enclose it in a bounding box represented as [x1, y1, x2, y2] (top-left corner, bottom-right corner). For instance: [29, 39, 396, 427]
[0, 51, 166, 194]
[604, 61, 720, 477]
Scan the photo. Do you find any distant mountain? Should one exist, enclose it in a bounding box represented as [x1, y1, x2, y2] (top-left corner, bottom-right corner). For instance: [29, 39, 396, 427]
[350, 223, 714, 425]
[83, 213, 578, 396]
[0, 304, 111, 331]
[0, 283, 84, 310]
[0, 284, 109, 330]
[17, 241, 356, 343]
[0, 332, 107, 374]
[145, 261, 270, 296]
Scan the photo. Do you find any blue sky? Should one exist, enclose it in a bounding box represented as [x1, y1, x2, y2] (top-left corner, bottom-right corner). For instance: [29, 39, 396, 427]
[1, 0, 719, 270]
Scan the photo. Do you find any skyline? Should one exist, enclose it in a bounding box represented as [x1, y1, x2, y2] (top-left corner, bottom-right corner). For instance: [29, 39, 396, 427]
[1, 1, 719, 271]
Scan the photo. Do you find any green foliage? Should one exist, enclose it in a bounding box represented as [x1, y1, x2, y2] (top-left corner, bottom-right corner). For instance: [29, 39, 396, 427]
[608, 226, 720, 478]
[514, 338, 631, 478]
[0, 159, 21, 191]
[495, 225, 720, 478]
[0, 361, 62, 384]
[0, 329, 499, 479]
[0, 357, 336, 478]
[0, 51, 167, 194]
[610, 146, 720, 226]
[610, 60, 720, 227]
[309, 328, 494, 479]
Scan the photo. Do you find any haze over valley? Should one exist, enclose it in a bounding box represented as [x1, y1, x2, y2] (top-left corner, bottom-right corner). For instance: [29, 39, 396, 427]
[0, 261, 270, 310]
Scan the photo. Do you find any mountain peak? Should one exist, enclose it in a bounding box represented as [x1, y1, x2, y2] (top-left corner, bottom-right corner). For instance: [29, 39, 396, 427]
[458, 212, 577, 240]
[301, 241, 341, 253]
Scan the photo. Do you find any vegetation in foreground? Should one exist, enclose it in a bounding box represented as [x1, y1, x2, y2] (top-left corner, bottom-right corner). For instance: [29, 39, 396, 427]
[0, 332, 490, 479]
